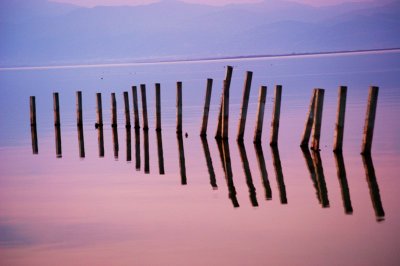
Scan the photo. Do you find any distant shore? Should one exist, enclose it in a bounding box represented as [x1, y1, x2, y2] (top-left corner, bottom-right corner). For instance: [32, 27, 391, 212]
[1, 47, 399, 71]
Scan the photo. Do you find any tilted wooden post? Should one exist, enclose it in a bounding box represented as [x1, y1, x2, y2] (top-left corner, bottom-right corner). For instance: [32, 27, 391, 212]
[253, 86, 267, 143]
[200, 78, 213, 136]
[155, 83, 162, 131]
[215, 90, 224, 139]
[270, 85, 282, 146]
[333, 86, 347, 152]
[123, 91, 131, 128]
[30, 96, 38, 154]
[176, 81, 183, 134]
[361, 86, 379, 154]
[300, 89, 317, 147]
[140, 84, 149, 130]
[111, 93, 117, 128]
[216, 66, 233, 139]
[131, 86, 140, 129]
[237, 71, 253, 141]
[222, 80, 230, 139]
[96, 93, 103, 127]
[53, 92, 60, 126]
[311, 89, 325, 151]
[76, 91, 83, 126]
[30, 96, 37, 126]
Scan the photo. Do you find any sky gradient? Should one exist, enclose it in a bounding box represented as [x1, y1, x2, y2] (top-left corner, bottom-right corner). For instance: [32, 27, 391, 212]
[49, 0, 376, 7]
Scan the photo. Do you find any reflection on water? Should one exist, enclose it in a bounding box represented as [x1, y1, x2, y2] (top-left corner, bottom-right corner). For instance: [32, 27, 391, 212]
[200, 136, 217, 189]
[271, 145, 287, 204]
[217, 139, 239, 208]
[144, 130, 149, 174]
[156, 131, 165, 175]
[112, 126, 119, 159]
[54, 124, 62, 158]
[126, 127, 131, 162]
[77, 124, 85, 158]
[311, 150, 330, 208]
[238, 141, 258, 207]
[362, 154, 385, 221]
[97, 126, 105, 158]
[135, 129, 140, 170]
[254, 143, 272, 200]
[334, 152, 353, 214]
[30, 124, 38, 154]
[301, 146, 320, 204]
[177, 133, 187, 185]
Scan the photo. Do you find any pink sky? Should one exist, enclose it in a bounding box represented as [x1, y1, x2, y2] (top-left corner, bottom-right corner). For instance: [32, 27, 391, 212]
[50, 0, 375, 7]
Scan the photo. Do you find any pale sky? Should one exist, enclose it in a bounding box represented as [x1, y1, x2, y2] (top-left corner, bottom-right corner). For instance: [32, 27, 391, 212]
[49, 0, 375, 7]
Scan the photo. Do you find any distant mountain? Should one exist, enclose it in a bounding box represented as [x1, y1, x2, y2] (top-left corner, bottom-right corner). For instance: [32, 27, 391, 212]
[1, 0, 399, 67]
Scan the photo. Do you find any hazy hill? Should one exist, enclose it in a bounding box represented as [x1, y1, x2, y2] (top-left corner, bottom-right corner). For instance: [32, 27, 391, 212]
[1, 0, 399, 67]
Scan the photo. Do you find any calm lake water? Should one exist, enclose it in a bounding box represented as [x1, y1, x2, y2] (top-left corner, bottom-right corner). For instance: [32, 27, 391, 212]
[1, 51, 400, 265]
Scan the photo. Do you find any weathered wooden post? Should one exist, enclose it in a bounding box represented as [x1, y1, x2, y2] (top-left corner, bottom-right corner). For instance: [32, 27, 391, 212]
[200, 78, 213, 136]
[253, 86, 267, 143]
[111, 93, 117, 128]
[215, 91, 224, 139]
[216, 66, 233, 139]
[140, 84, 149, 130]
[155, 83, 162, 131]
[237, 71, 253, 141]
[132, 86, 140, 129]
[311, 89, 325, 151]
[53, 92, 60, 126]
[96, 93, 103, 127]
[361, 86, 379, 154]
[222, 80, 230, 139]
[176, 81, 183, 134]
[76, 91, 83, 126]
[270, 85, 282, 146]
[30, 96, 38, 154]
[300, 89, 317, 147]
[333, 86, 347, 152]
[123, 91, 131, 128]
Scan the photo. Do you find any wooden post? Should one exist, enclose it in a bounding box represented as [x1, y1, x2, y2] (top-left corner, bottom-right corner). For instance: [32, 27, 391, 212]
[140, 84, 149, 130]
[222, 80, 230, 139]
[237, 71, 253, 141]
[176, 81, 183, 134]
[215, 89, 224, 139]
[111, 93, 117, 128]
[123, 91, 131, 128]
[155, 83, 162, 131]
[361, 86, 379, 154]
[300, 89, 317, 147]
[76, 91, 83, 126]
[270, 85, 282, 146]
[216, 66, 233, 139]
[333, 86, 347, 152]
[132, 86, 140, 129]
[30, 96, 38, 154]
[30, 96, 37, 126]
[96, 93, 103, 127]
[53, 92, 60, 126]
[311, 89, 325, 151]
[253, 86, 267, 143]
[200, 78, 213, 136]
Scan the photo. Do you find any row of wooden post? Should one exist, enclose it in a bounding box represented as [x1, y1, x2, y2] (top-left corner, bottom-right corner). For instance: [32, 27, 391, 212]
[29, 67, 379, 155]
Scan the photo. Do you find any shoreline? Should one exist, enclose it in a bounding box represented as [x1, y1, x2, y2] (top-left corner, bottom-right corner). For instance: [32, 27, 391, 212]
[1, 47, 399, 72]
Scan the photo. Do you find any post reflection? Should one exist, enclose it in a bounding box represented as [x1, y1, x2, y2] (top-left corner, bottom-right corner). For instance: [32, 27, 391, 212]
[217, 139, 239, 208]
[156, 131, 165, 175]
[134, 129, 140, 170]
[334, 152, 353, 214]
[31, 124, 39, 154]
[77, 124, 85, 158]
[238, 141, 258, 207]
[55, 124, 62, 158]
[311, 151, 329, 208]
[254, 143, 272, 200]
[200, 136, 217, 189]
[112, 126, 119, 159]
[177, 133, 187, 185]
[301, 146, 321, 204]
[97, 126, 104, 158]
[270, 145, 287, 204]
[362, 154, 385, 221]
[126, 127, 131, 162]
[143, 130, 150, 174]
